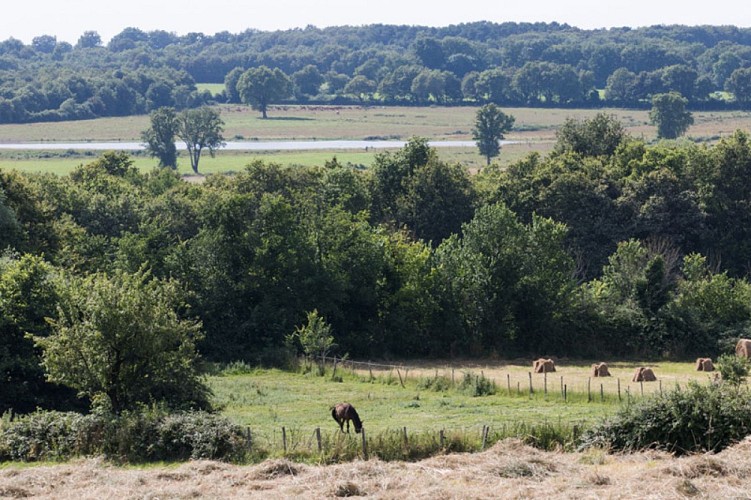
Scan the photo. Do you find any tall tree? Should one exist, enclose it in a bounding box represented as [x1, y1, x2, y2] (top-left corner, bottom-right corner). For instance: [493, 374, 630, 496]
[237, 66, 292, 118]
[141, 106, 178, 169]
[649, 92, 694, 139]
[177, 106, 225, 174]
[472, 103, 515, 165]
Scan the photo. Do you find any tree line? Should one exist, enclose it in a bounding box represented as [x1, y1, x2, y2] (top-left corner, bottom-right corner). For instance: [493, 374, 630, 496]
[6, 22, 751, 123]
[4, 117, 751, 414]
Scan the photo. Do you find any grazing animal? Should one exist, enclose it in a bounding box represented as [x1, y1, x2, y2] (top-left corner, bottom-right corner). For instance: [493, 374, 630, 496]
[331, 402, 363, 434]
[736, 339, 751, 358]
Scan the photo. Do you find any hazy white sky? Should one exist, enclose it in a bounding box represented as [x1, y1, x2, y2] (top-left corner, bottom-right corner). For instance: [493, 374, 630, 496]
[4, 0, 751, 44]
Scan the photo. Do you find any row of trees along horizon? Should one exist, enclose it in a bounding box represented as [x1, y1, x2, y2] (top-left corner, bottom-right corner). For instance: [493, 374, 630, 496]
[4, 112, 751, 414]
[6, 22, 751, 123]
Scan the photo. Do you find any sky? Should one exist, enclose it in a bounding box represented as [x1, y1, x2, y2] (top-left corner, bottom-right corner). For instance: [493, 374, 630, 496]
[3, 0, 751, 45]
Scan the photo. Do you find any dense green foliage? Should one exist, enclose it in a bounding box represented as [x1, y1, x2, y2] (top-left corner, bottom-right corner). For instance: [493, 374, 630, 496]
[6, 119, 751, 414]
[6, 22, 751, 123]
[579, 383, 751, 454]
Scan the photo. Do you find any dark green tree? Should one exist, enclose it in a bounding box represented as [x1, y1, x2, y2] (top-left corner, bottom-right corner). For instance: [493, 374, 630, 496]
[141, 106, 178, 169]
[223, 67, 245, 104]
[553, 113, 626, 157]
[472, 103, 515, 165]
[726, 67, 751, 106]
[649, 92, 694, 139]
[237, 66, 292, 119]
[177, 106, 225, 174]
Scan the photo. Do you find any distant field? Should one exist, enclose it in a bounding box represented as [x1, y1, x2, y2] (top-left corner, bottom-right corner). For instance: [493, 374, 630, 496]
[196, 83, 225, 96]
[0, 105, 749, 173]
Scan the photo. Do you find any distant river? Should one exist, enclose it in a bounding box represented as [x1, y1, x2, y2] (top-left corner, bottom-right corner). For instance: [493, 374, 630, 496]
[0, 140, 515, 151]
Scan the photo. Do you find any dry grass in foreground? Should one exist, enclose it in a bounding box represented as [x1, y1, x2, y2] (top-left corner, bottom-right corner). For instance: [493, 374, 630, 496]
[3, 437, 751, 499]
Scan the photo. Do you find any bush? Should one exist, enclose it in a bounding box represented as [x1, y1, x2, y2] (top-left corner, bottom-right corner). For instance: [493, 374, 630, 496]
[717, 354, 750, 386]
[579, 382, 751, 454]
[0, 409, 249, 463]
[458, 371, 497, 396]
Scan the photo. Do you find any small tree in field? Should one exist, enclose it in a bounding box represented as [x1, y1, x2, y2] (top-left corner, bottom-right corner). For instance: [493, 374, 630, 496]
[141, 106, 178, 169]
[287, 310, 335, 375]
[649, 92, 694, 139]
[472, 103, 515, 166]
[177, 106, 225, 174]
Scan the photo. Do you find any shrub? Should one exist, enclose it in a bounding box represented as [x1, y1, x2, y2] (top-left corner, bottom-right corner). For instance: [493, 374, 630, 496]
[0, 409, 249, 463]
[458, 371, 497, 396]
[717, 353, 749, 386]
[579, 382, 751, 454]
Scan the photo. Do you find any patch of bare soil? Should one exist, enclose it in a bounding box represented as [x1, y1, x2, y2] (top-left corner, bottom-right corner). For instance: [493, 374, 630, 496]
[3, 438, 751, 499]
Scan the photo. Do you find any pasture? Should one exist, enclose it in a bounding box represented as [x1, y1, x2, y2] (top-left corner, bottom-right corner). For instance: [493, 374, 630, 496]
[208, 359, 718, 458]
[1, 105, 750, 174]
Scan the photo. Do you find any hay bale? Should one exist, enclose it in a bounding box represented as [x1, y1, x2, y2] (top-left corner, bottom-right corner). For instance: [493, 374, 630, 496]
[591, 362, 611, 377]
[533, 358, 556, 373]
[632, 366, 657, 382]
[736, 339, 751, 358]
[695, 358, 714, 372]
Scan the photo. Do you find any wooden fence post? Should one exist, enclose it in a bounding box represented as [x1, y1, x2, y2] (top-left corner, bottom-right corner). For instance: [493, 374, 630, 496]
[528, 372, 533, 396]
[560, 376, 564, 398]
[282, 426, 287, 453]
[316, 427, 322, 453]
[543, 370, 547, 398]
[481, 425, 489, 450]
[396, 367, 405, 388]
[452, 368, 455, 387]
[617, 378, 621, 402]
[403, 427, 408, 447]
[245, 427, 252, 450]
[587, 377, 592, 402]
[361, 429, 368, 460]
[600, 383, 604, 402]
[507, 374, 511, 395]
[439, 429, 445, 448]
[640, 381, 644, 397]
[564, 384, 567, 402]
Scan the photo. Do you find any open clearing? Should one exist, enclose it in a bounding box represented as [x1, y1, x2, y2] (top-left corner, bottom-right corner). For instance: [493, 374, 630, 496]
[1, 105, 750, 173]
[3, 438, 751, 498]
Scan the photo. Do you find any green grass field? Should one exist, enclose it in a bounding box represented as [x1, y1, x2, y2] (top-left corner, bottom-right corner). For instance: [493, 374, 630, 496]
[208, 359, 715, 455]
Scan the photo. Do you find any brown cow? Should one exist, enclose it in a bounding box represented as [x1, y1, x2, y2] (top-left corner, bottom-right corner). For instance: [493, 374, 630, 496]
[331, 403, 363, 434]
[695, 358, 715, 372]
[591, 362, 611, 377]
[736, 339, 751, 358]
[533, 358, 556, 373]
[632, 366, 657, 382]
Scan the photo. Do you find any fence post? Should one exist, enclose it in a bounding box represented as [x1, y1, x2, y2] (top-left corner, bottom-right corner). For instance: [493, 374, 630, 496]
[587, 377, 592, 402]
[517, 381, 520, 395]
[564, 384, 567, 402]
[560, 376, 564, 398]
[403, 427, 408, 448]
[617, 378, 621, 402]
[245, 427, 252, 450]
[507, 374, 511, 395]
[543, 370, 547, 398]
[481, 425, 489, 450]
[316, 427, 322, 453]
[282, 426, 287, 453]
[439, 429, 445, 448]
[659, 379, 662, 395]
[528, 372, 533, 396]
[361, 429, 368, 460]
[452, 368, 456, 387]
[396, 367, 405, 388]
[640, 381, 644, 397]
[600, 383, 604, 402]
